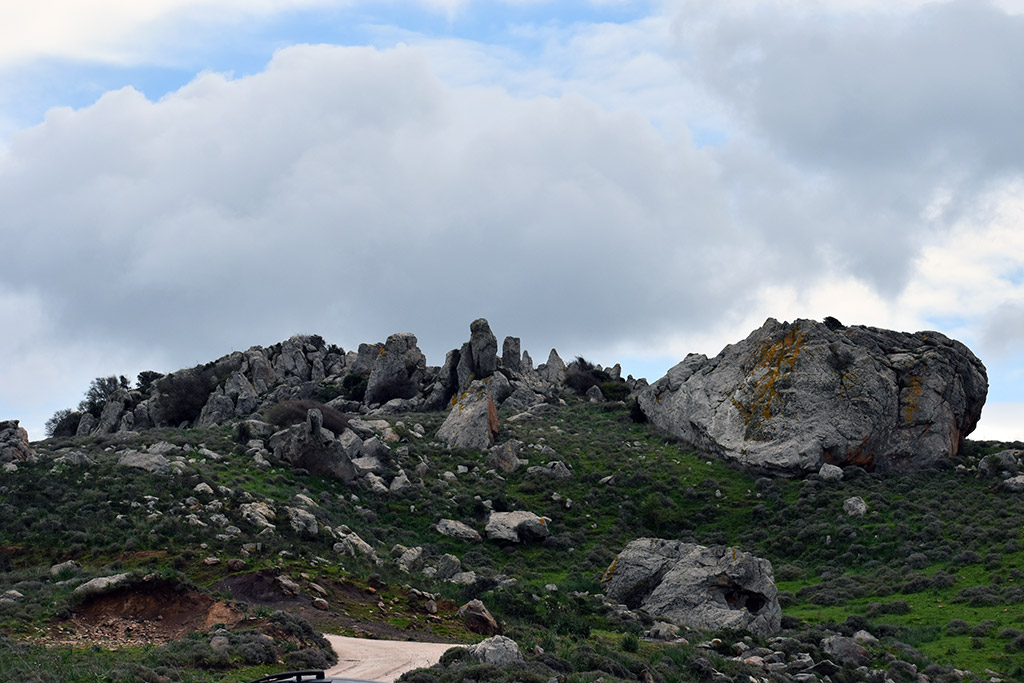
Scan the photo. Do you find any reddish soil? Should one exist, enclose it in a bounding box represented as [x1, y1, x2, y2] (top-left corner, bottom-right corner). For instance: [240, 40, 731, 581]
[45, 579, 242, 648]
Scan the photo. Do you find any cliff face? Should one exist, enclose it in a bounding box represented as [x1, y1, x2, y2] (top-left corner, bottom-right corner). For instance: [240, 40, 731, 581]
[639, 318, 988, 474]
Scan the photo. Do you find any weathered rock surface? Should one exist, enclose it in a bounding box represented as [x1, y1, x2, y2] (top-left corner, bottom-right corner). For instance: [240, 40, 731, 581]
[639, 318, 987, 474]
[364, 333, 426, 406]
[0, 420, 32, 463]
[269, 409, 357, 482]
[458, 599, 501, 635]
[463, 635, 523, 665]
[485, 511, 549, 543]
[435, 519, 482, 543]
[602, 538, 781, 637]
[437, 381, 499, 450]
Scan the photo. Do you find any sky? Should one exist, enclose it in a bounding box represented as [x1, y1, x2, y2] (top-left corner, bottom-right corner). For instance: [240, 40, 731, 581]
[0, 0, 1022, 442]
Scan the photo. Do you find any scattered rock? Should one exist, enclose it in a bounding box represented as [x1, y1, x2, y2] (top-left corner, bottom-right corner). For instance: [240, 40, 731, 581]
[463, 635, 523, 665]
[818, 463, 844, 482]
[486, 440, 526, 473]
[458, 599, 501, 635]
[117, 451, 170, 473]
[843, 496, 868, 517]
[435, 519, 482, 543]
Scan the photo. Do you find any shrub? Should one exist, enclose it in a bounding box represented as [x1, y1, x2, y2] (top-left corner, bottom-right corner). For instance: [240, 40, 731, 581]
[136, 370, 164, 393]
[622, 632, 639, 653]
[342, 373, 368, 401]
[600, 381, 631, 401]
[44, 409, 82, 438]
[77, 375, 130, 417]
[946, 619, 969, 636]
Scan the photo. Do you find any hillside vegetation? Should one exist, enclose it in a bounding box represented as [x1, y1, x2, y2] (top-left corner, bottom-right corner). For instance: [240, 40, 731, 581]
[1, 392, 1023, 681]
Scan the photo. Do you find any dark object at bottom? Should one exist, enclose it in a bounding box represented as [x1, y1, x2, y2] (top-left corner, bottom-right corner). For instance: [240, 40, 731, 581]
[246, 671, 382, 683]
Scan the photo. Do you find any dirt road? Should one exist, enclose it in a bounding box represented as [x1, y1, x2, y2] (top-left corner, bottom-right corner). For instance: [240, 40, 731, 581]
[324, 635, 457, 682]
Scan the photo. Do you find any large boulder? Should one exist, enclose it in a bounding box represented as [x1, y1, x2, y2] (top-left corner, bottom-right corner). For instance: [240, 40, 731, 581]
[602, 538, 781, 637]
[0, 421, 32, 463]
[437, 380, 499, 451]
[364, 333, 426, 406]
[456, 318, 499, 391]
[638, 318, 987, 474]
[268, 409, 357, 482]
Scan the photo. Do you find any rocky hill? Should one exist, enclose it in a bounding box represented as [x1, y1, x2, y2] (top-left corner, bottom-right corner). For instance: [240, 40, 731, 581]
[1, 318, 1021, 683]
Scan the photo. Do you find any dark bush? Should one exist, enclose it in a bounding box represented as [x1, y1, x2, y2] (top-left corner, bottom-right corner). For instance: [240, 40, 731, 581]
[136, 370, 164, 393]
[600, 381, 630, 401]
[44, 409, 82, 438]
[946, 619, 969, 636]
[157, 369, 219, 426]
[265, 400, 350, 435]
[972, 620, 998, 637]
[342, 372, 369, 401]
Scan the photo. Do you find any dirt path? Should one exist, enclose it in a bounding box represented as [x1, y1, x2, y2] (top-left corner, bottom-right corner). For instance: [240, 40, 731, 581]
[324, 635, 457, 682]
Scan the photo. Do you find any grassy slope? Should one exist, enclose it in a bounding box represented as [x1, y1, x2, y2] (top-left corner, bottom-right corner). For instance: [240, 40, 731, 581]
[1, 398, 1022, 680]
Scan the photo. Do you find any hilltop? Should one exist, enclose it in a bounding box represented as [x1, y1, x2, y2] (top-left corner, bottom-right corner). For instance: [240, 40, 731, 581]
[0, 318, 1022, 682]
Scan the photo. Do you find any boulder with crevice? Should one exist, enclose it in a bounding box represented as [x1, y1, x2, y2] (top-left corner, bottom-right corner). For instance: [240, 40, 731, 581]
[639, 318, 987, 474]
[364, 333, 427, 406]
[268, 409, 357, 482]
[602, 538, 781, 637]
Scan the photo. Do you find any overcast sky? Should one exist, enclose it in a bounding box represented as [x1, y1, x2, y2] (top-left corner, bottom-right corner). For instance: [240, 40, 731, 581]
[1, 0, 1021, 441]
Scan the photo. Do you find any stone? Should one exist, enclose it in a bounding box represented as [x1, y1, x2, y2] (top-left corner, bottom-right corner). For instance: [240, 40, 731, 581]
[1002, 475, 1024, 492]
[72, 573, 130, 600]
[397, 546, 424, 573]
[268, 409, 357, 482]
[312, 597, 329, 610]
[539, 349, 566, 384]
[240, 501, 277, 529]
[469, 318, 499, 379]
[486, 440, 525, 473]
[648, 622, 681, 640]
[502, 337, 522, 374]
[364, 333, 427, 406]
[463, 635, 523, 665]
[527, 461, 573, 480]
[49, 560, 80, 577]
[389, 470, 411, 492]
[435, 519, 482, 543]
[485, 511, 550, 543]
[638, 318, 987, 474]
[843, 496, 868, 516]
[434, 554, 461, 581]
[818, 463, 844, 482]
[437, 380, 499, 451]
[286, 506, 319, 536]
[0, 420, 32, 463]
[117, 450, 170, 473]
[275, 574, 302, 596]
[602, 539, 781, 637]
[334, 527, 379, 563]
[821, 635, 870, 666]
[458, 598, 501, 635]
[979, 450, 1022, 478]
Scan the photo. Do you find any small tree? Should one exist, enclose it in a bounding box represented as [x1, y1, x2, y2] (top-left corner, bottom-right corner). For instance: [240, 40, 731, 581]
[136, 370, 164, 393]
[45, 408, 82, 438]
[78, 375, 130, 417]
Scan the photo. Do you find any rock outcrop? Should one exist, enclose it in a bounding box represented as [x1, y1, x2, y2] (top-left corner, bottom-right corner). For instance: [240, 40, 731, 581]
[268, 409, 357, 482]
[436, 380, 499, 451]
[639, 318, 987, 474]
[0, 421, 32, 463]
[364, 333, 426, 406]
[602, 538, 781, 637]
